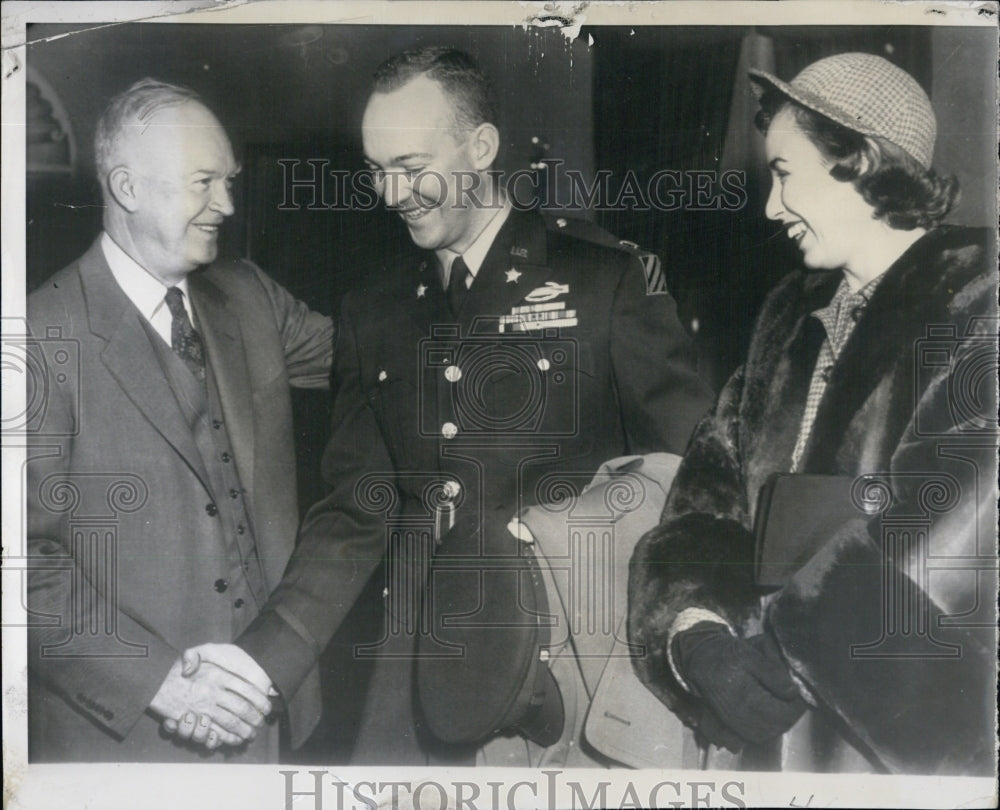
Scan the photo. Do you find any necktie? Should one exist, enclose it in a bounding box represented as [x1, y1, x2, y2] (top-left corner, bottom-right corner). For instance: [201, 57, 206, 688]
[447, 256, 470, 315]
[164, 286, 206, 381]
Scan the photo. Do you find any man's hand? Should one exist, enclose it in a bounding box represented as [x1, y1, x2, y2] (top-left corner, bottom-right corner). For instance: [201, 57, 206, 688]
[151, 643, 276, 750]
[671, 622, 807, 751]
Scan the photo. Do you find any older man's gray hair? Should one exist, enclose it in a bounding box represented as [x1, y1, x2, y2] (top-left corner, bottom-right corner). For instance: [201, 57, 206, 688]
[93, 77, 205, 181]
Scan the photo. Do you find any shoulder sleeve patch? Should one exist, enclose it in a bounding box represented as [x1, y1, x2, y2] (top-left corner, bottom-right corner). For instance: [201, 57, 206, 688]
[620, 241, 667, 296]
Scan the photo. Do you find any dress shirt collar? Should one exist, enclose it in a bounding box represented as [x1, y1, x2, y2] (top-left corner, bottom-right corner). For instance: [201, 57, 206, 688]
[101, 232, 193, 325]
[811, 272, 883, 360]
[436, 199, 512, 287]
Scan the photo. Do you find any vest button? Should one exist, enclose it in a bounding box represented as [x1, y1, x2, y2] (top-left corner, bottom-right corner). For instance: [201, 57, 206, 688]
[205, 503, 218, 517]
[221, 452, 231, 463]
[230, 488, 240, 499]
[237, 524, 246, 535]
[234, 598, 245, 609]
[214, 578, 228, 593]
[212, 420, 222, 430]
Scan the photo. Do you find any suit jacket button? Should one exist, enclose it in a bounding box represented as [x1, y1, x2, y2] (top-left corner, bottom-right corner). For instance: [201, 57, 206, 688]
[214, 578, 229, 593]
[441, 422, 458, 439]
[206, 503, 218, 516]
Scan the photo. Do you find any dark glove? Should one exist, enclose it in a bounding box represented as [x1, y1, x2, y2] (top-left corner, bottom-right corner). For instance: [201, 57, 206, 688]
[671, 621, 807, 750]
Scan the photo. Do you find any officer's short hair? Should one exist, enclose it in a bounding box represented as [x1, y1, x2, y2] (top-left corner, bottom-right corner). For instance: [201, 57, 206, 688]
[94, 78, 205, 180]
[372, 46, 498, 132]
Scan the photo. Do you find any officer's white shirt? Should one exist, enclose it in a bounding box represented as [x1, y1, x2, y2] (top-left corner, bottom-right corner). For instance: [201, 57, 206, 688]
[102, 231, 195, 346]
[436, 199, 512, 290]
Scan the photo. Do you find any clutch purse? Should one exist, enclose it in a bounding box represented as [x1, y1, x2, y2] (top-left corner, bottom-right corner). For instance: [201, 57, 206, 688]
[753, 473, 870, 588]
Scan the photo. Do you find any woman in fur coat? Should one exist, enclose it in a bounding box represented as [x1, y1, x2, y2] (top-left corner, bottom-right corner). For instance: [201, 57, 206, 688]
[629, 52, 997, 775]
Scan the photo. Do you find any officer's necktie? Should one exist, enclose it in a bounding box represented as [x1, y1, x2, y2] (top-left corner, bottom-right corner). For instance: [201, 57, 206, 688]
[447, 256, 470, 315]
[164, 286, 206, 381]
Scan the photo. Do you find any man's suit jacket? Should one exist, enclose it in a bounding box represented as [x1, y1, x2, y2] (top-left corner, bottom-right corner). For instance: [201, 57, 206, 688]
[238, 210, 714, 750]
[25, 238, 332, 761]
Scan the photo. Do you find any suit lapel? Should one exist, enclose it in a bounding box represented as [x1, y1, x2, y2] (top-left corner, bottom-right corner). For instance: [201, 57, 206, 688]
[405, 255, 451, 336]
[460, 210, 554, 331]
[189, 272, 256, 500]
[404, 211, 563, 334]
[78, 241, 213, 494]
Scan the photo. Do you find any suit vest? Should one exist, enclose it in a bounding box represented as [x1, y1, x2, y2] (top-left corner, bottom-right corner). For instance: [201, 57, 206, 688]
[142, 319, 269, 637]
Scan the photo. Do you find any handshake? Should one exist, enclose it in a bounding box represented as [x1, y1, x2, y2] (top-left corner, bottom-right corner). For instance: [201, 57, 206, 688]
[148, 643, 277, 751]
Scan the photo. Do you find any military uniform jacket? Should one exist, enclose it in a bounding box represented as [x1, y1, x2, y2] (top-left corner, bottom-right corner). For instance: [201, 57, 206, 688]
[629, 226, 998, 775]
[239, 210, 713, 743]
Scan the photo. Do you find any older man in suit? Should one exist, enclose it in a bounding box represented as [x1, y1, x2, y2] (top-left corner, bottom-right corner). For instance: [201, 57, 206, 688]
[212, 46, 714, 765]
[25, 78, 332, 761]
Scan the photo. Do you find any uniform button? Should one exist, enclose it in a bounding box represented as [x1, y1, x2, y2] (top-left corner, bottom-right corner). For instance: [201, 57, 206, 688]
[205, 503, 218, 517]
[221, 452, 231, 463]
[234, 598, 244, 609]
[230, 488, 240, 499]
[214, 578, 228, 593]
[441, 422, 459, 439]
[537, 358, 551, 372]
[212, 420, 222, 430]
[444, 365, 462, 383]
[237, 524, 246, 535]
[442, 479, 462, 500]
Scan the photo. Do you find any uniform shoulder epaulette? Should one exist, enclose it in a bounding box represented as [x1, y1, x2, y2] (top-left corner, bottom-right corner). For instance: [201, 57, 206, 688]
[542, 213, 668, 296]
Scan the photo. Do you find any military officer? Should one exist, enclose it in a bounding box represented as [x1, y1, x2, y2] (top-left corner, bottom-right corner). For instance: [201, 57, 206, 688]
[230, 45, 713, 764]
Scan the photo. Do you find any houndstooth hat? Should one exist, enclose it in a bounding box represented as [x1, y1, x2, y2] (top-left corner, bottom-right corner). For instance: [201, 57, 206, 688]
[749, 52, 936, 169]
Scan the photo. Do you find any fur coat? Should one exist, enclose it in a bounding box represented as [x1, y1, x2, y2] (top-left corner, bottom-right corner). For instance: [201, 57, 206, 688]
[629, 225, 997, 775]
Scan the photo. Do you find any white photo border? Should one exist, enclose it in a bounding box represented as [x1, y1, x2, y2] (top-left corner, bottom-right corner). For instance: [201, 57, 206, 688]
[3, 2, 997, 808]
